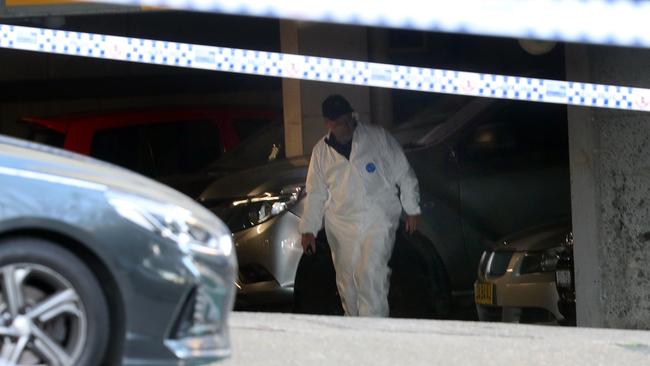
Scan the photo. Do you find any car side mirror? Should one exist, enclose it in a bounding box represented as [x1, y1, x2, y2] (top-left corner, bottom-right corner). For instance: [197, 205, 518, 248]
[268, 144, 281, 161]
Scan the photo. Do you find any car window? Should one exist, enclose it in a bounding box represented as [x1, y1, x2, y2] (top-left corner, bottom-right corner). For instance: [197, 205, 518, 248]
[25, 125, 65, 148]
[90, 125, 155, 175]
[457, 102, 568, 164]
[232, 117, 273, 141]
[146, 120, 222, 176]
[392, 96, 487, 148]
[207, 121, 284, 172]
[90, 120, 222, 177]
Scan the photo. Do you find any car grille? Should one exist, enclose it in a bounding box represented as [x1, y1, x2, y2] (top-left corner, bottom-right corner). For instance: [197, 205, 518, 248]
[479, 251, 513, 278]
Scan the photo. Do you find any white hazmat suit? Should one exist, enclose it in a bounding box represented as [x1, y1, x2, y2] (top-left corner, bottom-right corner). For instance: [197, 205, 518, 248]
[299, 121, 421, 317]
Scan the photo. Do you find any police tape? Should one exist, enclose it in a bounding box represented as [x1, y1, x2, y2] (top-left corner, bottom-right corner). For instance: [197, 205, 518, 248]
[2, 24, 650, 112]
[87, 0, 650, 49]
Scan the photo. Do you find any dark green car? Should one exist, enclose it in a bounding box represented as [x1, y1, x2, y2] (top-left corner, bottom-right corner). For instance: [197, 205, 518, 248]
[0, 135, 237, 365]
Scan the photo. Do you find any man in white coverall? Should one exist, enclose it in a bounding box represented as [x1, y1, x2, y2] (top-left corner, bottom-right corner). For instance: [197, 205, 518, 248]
[299, 94, 421, 317]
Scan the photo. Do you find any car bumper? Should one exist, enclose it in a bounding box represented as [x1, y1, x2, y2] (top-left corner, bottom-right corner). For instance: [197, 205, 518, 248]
[169, 255, 236, 357]
[475, 272, 563, 323]
[105, 222, 237, 365]
[232, 211, 303, 307]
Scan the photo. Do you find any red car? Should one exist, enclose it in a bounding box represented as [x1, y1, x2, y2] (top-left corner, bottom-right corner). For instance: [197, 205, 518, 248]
[21, 106, 280, 197]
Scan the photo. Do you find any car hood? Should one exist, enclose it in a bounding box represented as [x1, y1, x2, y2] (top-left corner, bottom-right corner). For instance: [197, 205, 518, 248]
[494, 220, 572, 252]
[200, 156, 309, 200]
[0, 135, 203, 211]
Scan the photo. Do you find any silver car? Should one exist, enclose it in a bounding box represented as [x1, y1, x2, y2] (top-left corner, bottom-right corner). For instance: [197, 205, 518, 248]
[474, 221, 575, 324]
[201, 156, 307, 308]
[0, 135, 237, 365]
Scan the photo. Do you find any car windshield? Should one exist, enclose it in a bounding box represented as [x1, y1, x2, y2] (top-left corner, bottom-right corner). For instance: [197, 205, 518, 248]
[205, 120, 285, 173]
[390, 95, 478, 147]
[397, 96, 503, 151]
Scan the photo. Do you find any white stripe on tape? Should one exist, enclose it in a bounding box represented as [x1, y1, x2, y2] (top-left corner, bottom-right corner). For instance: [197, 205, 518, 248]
[86, 0, 650, 49]
[2, 24, 649, 112]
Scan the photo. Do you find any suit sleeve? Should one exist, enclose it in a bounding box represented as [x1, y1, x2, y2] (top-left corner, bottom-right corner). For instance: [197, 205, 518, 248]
[298, 147, 329, 235]
[384, 130, 421, 215]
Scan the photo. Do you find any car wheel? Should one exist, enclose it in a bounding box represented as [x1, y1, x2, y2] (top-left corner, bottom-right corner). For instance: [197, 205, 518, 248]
[389, 231, 452, 319]
[293, 232, 344, 316]
[0, 237, 109, 366]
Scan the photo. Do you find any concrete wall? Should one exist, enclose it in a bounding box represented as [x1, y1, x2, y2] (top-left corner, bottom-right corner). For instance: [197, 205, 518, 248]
[566, 45, 650, 329]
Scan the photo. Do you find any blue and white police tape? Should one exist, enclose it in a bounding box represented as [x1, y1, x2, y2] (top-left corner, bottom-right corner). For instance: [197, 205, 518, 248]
[2, 24, 650, 112]
[86, 0, 650, 49]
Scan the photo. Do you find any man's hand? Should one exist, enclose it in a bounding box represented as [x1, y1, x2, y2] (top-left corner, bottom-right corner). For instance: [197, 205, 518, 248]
[301, 233, 317, 255]
[405, 215, 419, 234]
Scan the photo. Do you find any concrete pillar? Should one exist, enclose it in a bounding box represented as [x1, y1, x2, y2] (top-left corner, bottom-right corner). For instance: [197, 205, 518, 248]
[368, 28, 393, 129]
[566, 45, 650, 329]
[280, 21, 304, 159]
[280, 21, 372, 157]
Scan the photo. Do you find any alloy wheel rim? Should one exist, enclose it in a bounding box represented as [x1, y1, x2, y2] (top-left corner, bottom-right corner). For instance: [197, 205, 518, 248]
[0, 263, 87, 366]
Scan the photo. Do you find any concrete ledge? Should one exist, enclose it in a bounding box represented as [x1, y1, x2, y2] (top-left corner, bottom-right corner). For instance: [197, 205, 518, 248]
[224, 311, 650, 366]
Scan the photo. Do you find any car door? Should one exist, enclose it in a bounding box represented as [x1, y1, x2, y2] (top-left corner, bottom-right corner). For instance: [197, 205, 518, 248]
[401, 98, 493, 292]
[453, 102, 571, 275]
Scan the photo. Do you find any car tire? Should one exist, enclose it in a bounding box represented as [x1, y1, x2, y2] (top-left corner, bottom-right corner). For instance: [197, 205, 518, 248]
[0, 237, 110, 366]
[389, 230, 452, 319]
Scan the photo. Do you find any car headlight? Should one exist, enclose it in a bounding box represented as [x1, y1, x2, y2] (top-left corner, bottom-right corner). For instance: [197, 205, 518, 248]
[106, 191, 232, 257]
[218, 185, 303, 232]
[478, 250, 513, 278]
[518, 247, 565, 275]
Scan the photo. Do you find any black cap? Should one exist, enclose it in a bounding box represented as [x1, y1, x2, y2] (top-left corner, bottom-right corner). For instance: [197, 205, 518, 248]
[322, 94, 353, 120]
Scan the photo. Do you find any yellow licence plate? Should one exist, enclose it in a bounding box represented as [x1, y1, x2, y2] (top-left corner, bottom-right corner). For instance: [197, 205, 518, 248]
[474, 282, 495, 305]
